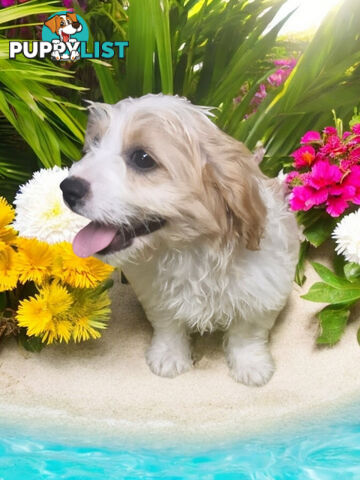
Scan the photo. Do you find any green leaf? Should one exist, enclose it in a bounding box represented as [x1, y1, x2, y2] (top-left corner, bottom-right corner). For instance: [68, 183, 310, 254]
[94, 278, 114, 295]
[303, 216, 337, 247]
[316, 305, 350, 346]
[18, 331, 44, 353]
[0, 292, 6, 311]
[344, 263, 360, 283]
[302, 282, 360, 304]
[311, 262, 354, 288]
[295, 241, 309, 286]
[333, 251, 346, 277]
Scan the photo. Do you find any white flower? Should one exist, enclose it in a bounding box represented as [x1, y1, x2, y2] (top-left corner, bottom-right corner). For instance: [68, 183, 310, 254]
[13, 166, 89, 244]
[332, 210, 360, 263]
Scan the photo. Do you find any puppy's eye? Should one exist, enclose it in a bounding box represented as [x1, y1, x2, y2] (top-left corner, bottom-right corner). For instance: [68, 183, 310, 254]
[60, 21, 65, 26]
[130, 150, 157, 171]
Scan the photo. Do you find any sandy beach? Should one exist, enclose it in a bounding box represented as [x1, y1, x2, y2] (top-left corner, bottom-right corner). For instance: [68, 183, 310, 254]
[1, 248, 360, 447]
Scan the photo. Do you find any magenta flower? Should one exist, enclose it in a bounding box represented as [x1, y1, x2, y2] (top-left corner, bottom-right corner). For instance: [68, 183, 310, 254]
[268, 59, 296, 87]
[274, 58, 297, 68]
[289, 186, 314, 211]
[1, 0, 15, 5]
[300, 131, 322, 144]
[285, 171, 300, 184]
[342, 165, 360, 204]
[268, 70, 288, 87]
[286, 116, 360, 217]
[323, 127, 337, 136]
[251, 84, 267, 106]
[237, 57, 297, 115]
[319, 135, 347, 158]
[326, 196, 350, 217]
[291, 145, 316, 168]
[306, 161, 342, 189]
[347, 135, 360, 148]
[349, 147, 360, 162]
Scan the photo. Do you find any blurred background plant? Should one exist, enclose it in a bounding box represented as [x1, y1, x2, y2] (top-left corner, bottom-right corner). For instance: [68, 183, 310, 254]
[0, 0, 86, 201]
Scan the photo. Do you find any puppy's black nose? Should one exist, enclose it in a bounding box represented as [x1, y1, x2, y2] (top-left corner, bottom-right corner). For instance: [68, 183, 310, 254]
[60, 177, 89, 208]
[72, 21, 80, 28]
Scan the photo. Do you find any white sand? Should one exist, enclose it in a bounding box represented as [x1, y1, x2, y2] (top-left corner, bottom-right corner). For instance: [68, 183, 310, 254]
[1, 249, 360, 446]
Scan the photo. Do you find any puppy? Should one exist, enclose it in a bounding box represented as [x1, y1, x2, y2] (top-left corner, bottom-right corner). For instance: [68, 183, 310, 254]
[44, 13, 82, 61]
[60, 94, 299, 386]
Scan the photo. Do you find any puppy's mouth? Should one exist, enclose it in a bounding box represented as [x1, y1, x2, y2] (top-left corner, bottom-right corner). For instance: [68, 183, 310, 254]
[72, 217, 166, 258]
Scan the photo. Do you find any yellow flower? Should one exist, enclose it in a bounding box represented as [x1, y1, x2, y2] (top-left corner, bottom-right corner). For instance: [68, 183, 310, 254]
[0, 244, 19, 292]
[16, 283, 74, 344]
[0, 197, 17, 246]
[52, 242, 114, 288]
[72, 317, 102, 342]
[70, 288, 111, 343]
[16, 296, 52, 337]
[15, 237, 53, 285]
[0, 197, 14, 228]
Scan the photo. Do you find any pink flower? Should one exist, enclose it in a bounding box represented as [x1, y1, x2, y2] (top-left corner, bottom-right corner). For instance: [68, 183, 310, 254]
[1, 0, 15, 5]
[351, 124, 360, 135]
[342, 165, 360, 204]
[268, 70, 286, 87]
[319, 135, 347, 158]
[306, 161, 342, 189]
[291, 145, 316, 168]
[285, 171, 300, 184]
[268, 59, 297, 87]
[274, 58, 297, 68]
[343, 131, 352, 140]
[289, 186, 314, 211]
[300, 131, 322, 144]
[347, 136, 360, 147]
[326, 197, 349, 217]
[251, 84, 267, 106]
[349, 147, 360, 162]
[323, 127, 337, 136]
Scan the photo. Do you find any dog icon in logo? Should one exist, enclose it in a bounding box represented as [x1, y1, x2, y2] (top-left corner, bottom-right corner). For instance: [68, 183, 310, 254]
[44, 12, 83, 61]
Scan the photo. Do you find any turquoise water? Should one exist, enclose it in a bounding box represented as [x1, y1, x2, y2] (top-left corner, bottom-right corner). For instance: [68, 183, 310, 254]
[1, 408, 360, 479]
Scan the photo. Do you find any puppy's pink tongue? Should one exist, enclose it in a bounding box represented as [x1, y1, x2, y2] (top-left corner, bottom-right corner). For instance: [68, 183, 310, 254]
[72, 222, 118, 258]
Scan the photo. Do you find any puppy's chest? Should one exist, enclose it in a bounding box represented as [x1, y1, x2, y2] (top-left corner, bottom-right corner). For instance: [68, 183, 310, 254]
[152, 250, 240, 332]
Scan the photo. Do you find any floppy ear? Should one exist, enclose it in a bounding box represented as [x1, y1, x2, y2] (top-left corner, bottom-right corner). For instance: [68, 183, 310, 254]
[44, 16, 58, 33]
[201, 131, 266, 250]
[84, 101, 112, 150]
[67, 13, 78, 23]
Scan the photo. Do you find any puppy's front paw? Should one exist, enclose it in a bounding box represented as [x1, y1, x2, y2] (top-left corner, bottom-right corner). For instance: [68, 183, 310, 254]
[226, 343, 275, 387]
[146, 342, 192, 378]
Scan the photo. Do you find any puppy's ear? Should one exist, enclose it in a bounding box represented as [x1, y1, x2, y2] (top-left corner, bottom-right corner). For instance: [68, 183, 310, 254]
[84, 102, 112, 151]
[67, 13, 78, 23]
[44, 16, 57, 33]
[202, 132, 266, 250]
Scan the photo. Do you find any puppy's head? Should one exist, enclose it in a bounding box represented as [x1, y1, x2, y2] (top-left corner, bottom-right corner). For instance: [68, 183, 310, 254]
[45, 13, 82, 37]
[61, 94, 266, 263]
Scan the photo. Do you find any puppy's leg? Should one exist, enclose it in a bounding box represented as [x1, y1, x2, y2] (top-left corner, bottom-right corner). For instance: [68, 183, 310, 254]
[146, 319, 192, 378]
[224, 311, 279, 387]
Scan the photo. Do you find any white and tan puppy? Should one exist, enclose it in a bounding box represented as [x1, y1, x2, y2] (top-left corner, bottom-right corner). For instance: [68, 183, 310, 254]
[60, 94, 299, 386]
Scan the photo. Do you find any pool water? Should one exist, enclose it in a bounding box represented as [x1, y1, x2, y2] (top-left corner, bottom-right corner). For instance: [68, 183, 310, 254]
[1, 407, 360, 479]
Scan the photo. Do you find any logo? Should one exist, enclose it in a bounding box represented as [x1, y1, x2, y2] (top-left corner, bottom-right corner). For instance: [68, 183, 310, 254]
[9, 11, 129, 62]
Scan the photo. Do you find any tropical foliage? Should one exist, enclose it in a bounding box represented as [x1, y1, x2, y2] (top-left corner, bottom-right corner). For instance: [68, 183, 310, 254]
[284, 113, 360, 346]
[0, 0, 86, 200]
